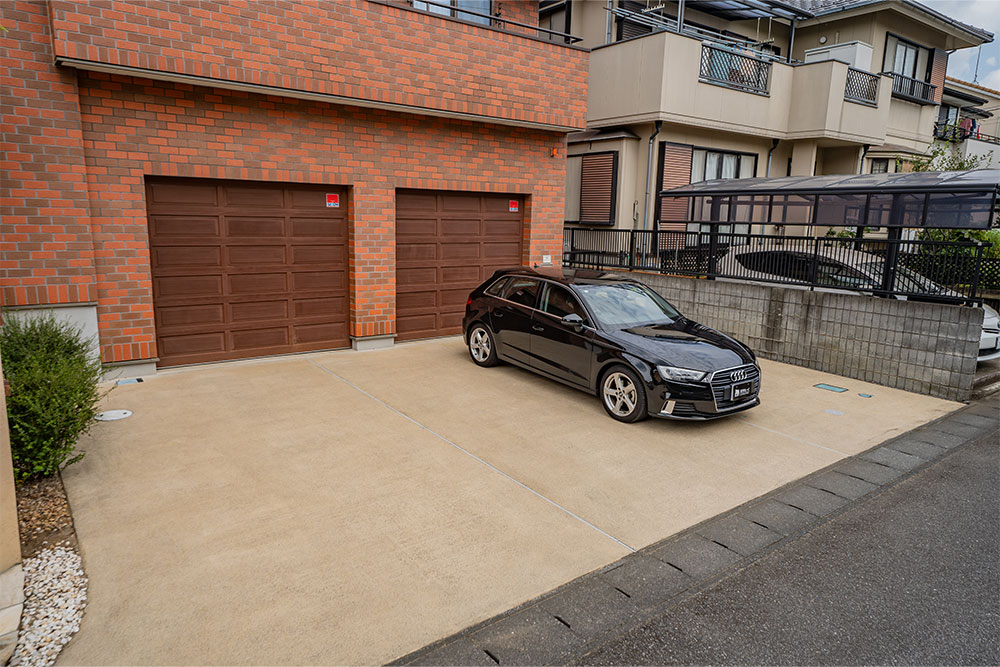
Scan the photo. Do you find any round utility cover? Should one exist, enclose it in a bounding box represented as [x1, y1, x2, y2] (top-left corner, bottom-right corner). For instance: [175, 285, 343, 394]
[96, 410, 132, 421]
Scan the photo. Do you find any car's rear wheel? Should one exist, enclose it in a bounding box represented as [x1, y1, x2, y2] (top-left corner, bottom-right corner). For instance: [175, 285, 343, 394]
[468, 323, 499, 367]
[600, 365, 648, 423]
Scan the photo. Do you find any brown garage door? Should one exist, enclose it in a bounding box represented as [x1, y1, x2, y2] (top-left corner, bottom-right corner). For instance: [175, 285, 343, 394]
[146, 178, 349, 367]
[396, 190, 524, 341]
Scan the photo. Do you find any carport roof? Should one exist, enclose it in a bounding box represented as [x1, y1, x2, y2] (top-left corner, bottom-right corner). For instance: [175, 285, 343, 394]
[661, 169, 1000, 197]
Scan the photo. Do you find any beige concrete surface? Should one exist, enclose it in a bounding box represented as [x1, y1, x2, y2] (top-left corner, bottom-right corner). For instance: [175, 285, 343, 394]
[59, 338, 958, 665]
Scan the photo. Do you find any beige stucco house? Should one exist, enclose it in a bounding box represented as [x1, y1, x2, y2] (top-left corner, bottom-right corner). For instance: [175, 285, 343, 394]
[553, 0, 993, 232]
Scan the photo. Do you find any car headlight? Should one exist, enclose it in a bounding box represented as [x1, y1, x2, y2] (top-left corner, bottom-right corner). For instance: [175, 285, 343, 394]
[656, 366, 707, 383]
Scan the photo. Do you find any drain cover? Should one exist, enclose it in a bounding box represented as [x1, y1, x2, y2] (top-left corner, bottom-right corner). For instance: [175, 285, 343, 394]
[96, 410, 132, 421]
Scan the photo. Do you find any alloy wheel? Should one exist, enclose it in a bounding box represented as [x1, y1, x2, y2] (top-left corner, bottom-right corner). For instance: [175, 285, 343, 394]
[603, 371, 637, 417]
[469, 327, 491, 362]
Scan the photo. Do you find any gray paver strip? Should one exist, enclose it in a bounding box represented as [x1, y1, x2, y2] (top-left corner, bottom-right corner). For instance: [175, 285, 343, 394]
[396, 402, 998, 666]
[649, 534, 742, 579]
[695, 516, 783, 556]
[835, 458, 906, 485]
[738, 499, 817, 536]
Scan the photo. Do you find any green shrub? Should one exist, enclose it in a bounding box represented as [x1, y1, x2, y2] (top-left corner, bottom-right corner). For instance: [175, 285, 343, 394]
[1, 314, 105, 482]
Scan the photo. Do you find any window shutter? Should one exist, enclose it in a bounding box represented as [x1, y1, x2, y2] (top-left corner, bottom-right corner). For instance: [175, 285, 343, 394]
[617, 0, 652, 40]
[658, 143, 693, 231]
[929, 48, 948, 104]
[579, 152, 618, 225]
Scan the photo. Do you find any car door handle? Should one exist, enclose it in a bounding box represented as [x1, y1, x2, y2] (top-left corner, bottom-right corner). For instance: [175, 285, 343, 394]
[494, 311, 504, 317]
[532, 325, 544, 332]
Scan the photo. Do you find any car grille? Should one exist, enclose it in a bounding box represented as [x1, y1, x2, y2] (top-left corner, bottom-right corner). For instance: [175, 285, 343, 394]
[711, 364, 761, 410]
[670, 402, 700, 417]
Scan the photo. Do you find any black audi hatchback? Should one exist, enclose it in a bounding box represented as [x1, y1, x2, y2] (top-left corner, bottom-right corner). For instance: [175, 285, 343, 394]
[462, 268, 761, 422]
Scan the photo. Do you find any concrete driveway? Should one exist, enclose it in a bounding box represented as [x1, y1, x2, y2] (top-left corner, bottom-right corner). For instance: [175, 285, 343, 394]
[60, 338, 958, 665]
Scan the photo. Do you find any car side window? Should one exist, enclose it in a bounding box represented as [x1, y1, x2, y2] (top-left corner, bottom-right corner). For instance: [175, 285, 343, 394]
[541, 284, 587, 322]
[484, 277, 509, 297]
[502, 278, 540, 308]
[816, 260, 875, 289]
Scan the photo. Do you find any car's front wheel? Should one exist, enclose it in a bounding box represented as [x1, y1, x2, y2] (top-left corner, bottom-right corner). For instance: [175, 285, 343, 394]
[468, 323, 499, 367]
[600, 365, 648, 423]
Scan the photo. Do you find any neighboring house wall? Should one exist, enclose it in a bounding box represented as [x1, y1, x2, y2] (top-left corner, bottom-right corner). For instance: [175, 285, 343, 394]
[0, 352, 24, 663]
[633, 272, 982, 402]
[1, 0, 587, 369]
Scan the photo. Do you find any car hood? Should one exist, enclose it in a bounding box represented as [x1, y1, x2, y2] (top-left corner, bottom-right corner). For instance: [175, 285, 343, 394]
[607, 318, 755, 372]
[984, 304, 1000, 329]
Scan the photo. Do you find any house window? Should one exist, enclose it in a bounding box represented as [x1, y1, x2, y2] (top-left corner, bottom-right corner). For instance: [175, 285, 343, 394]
[870, 158, 889, 174]
[414, 0, 491, 25]
[577, 152, 619, 225]
[690, 148, 757, 182]
[883, 34, 931, 81]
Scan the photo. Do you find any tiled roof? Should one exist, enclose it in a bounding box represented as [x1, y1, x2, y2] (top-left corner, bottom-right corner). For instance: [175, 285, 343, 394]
[781, 0, 992, 42]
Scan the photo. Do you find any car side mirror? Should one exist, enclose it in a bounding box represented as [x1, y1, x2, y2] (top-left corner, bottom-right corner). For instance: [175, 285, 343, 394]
[561, 313, 585, 331]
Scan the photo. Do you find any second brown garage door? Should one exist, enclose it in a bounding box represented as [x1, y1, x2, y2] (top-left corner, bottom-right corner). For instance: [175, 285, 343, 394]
[396, 190, 524, 340]
[147, 178, 349, 367]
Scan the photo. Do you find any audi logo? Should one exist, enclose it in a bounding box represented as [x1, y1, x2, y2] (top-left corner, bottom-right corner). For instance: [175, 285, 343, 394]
[731, 369, 751, 382]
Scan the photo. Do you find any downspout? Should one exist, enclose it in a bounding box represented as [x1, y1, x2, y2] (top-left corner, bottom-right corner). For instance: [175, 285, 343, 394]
[642, 120, 662, 230]
[766, 138, 780, 177]
[605, 0, 613, 44]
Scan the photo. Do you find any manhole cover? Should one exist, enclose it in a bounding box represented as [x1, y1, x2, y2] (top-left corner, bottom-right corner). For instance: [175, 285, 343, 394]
[96, 410, 132, 421]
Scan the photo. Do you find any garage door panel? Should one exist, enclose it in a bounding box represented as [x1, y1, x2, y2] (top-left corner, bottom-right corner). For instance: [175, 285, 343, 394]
[229, 273, 287, 295]
[152, 246, 222, 268]
[440, 265, 481, 284]
[396, 190, 523, 341]
[148, 181, 218, 206]
[441, 219, 481, 236]
[396, 218, 438, 237]
[230, 300, 289, 323]
[227, 245, 287, 265]
[155, 275, 223, 298]
[227, 217, 285, 237]
[156, 304, 225, 329]
[159, 331, 226, 356]
[294, 322, 348, 344]
[149, 215, 220, 237]
[398, 243, 437, 262]
[148, 178, 350, 366]
[484, 219, 522, 237]
[484, 242, 521, 260]
[292, 270, 344, 292]
[293, 296, 345, 318]
[291, 245, 345, 266]
[440, 243, 480, 260]
[290, 218, 346, 239]
[222, 184, 284, 208]
[231, 327, 289, 351]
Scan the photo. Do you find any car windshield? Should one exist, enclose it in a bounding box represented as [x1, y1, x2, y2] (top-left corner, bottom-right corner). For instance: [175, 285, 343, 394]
[575, 283, 681, 328]
[857, 261, 944, 294]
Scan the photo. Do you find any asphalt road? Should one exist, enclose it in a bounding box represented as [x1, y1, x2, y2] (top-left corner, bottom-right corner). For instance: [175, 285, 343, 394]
[578, 419, 1000, 666]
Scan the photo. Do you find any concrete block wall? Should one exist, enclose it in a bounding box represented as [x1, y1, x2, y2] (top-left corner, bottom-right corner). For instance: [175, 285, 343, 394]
[633, 273, 983, 402]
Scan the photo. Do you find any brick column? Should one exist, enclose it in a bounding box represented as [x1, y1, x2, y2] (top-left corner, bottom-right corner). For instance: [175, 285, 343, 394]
[349, 184, 396, 348]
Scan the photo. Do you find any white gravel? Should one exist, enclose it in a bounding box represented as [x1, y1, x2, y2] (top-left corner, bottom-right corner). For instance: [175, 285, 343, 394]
[8, 544, 88, 667]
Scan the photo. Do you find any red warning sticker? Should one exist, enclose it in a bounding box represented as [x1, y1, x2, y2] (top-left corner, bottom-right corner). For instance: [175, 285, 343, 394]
[326, 193, 340, 208]
[509, 200, 519, 213]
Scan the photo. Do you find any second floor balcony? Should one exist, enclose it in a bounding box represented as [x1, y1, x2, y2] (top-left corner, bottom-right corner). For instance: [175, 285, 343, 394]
[588, 29, 892, 145]
[885, 72, 938, 105]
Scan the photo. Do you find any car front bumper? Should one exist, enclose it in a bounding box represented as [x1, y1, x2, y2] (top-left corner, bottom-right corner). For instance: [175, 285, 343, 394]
[645, 364, 762, 420]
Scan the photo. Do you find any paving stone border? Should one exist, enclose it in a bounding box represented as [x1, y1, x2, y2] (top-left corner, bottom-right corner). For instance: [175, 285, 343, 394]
[392, 400, 999, 667]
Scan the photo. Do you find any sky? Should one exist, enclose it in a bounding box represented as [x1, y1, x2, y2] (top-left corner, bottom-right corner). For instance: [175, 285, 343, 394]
[922, 0, 1000, 89]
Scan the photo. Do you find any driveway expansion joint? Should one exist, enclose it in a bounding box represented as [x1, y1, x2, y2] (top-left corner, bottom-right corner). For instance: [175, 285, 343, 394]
[393, 400, 999, 666]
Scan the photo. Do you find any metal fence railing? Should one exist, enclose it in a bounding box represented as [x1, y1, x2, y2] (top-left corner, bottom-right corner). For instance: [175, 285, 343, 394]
[844, 67, 879, 105]
[884, 71, 936, 104]
[563, 227, 988, 304]
[699, 43, 771, 95]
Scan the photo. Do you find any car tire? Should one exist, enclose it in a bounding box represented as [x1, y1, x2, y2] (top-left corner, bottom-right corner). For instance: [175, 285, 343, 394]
[467, 323, 500, 367]
[600, 365, 648, 423]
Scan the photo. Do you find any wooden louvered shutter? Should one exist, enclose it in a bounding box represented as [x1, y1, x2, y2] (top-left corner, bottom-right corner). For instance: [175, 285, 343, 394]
[579, 152, 618, 226]
[929, 48, 948, 104]
[658, 143, 693, 239]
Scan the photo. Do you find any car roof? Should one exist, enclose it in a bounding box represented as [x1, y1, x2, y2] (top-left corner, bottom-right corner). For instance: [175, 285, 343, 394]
[489, 266, 642, 287]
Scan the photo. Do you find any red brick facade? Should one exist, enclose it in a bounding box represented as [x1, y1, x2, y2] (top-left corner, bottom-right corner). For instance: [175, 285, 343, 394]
[1, 0, 586, 366]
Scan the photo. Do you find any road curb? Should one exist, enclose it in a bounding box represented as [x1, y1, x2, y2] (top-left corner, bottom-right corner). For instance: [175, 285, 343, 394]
[391, 398, 1000, 667]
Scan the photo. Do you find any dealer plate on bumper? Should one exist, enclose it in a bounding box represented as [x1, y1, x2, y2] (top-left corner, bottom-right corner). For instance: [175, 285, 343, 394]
[732, 381, 753, 400]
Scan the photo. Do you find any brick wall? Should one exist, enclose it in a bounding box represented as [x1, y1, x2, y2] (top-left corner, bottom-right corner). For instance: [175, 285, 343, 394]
[0, 0, 97, 307]
[77, 72, 568, 362]
[633, 273, 982, 402]
[48, 0, 587, 130]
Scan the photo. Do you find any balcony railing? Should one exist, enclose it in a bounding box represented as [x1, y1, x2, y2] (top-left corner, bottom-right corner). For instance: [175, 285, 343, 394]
[934, 121, 969, 143]
[699, 43, 771, 96]
[844, 67, 879, 106]
[884, 71, 937, 104]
